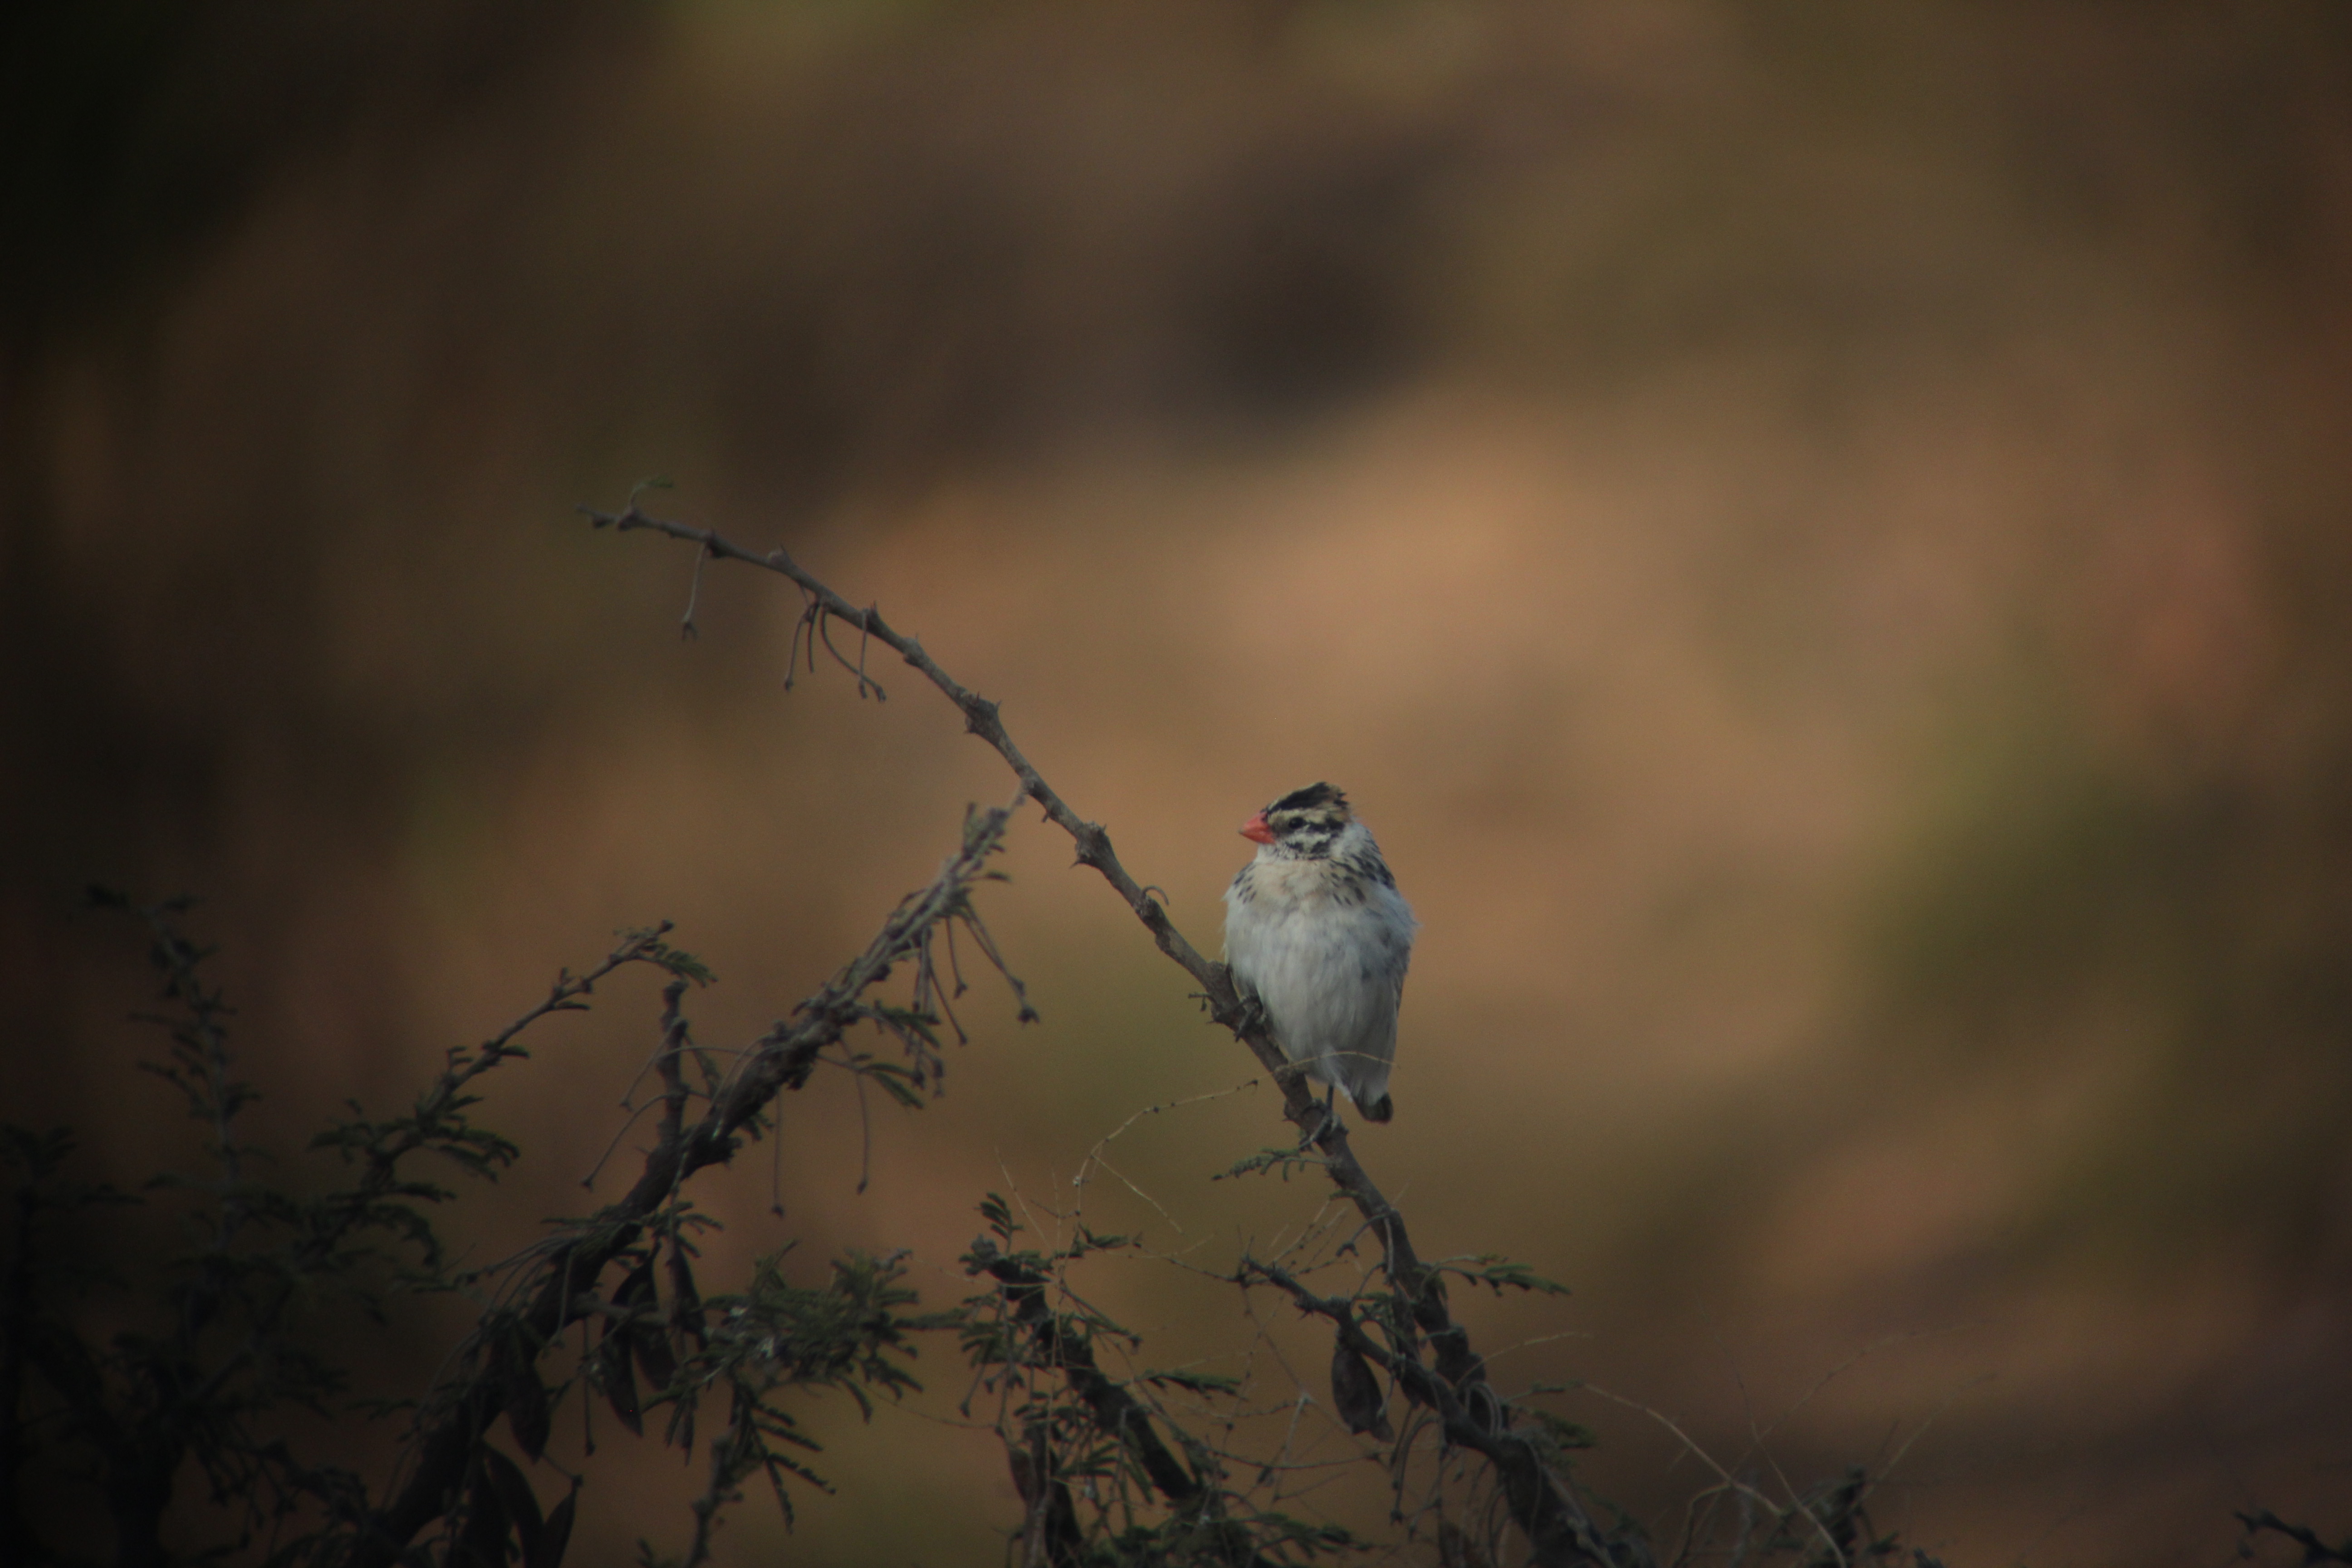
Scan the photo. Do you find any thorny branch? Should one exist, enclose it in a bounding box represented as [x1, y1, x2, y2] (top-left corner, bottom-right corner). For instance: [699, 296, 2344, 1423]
[349, 794, 1029, 1567]
[1238, 1259, 1614, 1568]
[586, 498, 1621, 1565]
[967, 1237, 1210, 1515]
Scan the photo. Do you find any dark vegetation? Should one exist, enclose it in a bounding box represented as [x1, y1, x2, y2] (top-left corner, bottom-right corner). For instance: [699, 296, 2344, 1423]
[7, 518, 2347, 1566]
[0, 528, 1834, 1566]
[7, 4, 2352, 1564]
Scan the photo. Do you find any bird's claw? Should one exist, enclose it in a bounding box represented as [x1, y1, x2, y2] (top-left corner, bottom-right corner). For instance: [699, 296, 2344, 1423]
[1296, 1088, 1341, 1152]
[1235, 992, 1272, 1039]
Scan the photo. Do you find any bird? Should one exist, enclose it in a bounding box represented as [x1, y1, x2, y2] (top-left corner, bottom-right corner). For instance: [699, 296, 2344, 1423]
[1221, 782, 1417, 1126]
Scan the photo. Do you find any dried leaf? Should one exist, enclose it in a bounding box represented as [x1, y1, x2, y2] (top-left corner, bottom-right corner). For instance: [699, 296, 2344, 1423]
[1007, 1441, 1040, 1504]
[595, 1317, 642, 1436]
[503, 1360, 551, 1462]
[479, 1446, 544, 1565]
[452, 1471, 510, 1568]
[632, 1324, 678, 1396]
[539, 1486, 578, 1568]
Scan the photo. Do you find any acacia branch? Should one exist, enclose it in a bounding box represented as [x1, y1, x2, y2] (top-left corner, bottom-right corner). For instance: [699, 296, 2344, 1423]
[586, 500, 1613, 1565]
[351, 796, 1025, 1567]
[584, 506, 1407, 1248]
[966, 1237, 1206, 1513]
[1238, 1259, 1611, 1568]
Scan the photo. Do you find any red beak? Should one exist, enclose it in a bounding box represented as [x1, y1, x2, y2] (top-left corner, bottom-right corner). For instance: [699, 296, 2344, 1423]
[1240, 810, 1276, 845]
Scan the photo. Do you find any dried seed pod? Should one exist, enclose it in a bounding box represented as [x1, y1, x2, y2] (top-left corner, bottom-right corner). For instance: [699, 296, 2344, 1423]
[500, 1348, 551, 1461]
[592, 1312, 642, 1436]
[1007, 1441, 1041, 1504]
[1330, 1334, 1393, 1441]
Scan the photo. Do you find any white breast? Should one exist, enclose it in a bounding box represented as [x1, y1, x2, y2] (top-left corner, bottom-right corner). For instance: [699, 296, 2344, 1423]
[1222, 847, 1416, 1114]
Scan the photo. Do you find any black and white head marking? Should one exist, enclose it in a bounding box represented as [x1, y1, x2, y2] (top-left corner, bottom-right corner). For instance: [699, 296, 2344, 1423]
[1261, 781, 1353, 859]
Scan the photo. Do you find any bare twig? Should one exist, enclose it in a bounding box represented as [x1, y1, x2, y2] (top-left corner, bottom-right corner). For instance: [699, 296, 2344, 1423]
[1069, 1083, 1264, 1234]
[680, 542, 709, 640]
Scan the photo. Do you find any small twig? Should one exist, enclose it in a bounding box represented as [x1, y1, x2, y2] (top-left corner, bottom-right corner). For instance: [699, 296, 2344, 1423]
[858, 605, 883, 700]
[1578, 1382, 1849, 1568]
[579, 1099, 667, 1190]
[850, 1049, 874, 1195]
[768, 1102, 786, 1218]
[680, 542, 709, 640]
[1074, 1151, 1181, 1236]
[784, 589, 815, 689]
[1069, 1083, 1260, 1225]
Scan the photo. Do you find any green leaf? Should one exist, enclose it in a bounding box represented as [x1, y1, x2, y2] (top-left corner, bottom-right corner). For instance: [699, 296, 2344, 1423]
[622, 926, 715, 985]
[1527, 1409, 1597, 1450]
[1443, 1255, 1571, 1297]
[1142, 1369, 1242, 1398]
[1215, 1146, 1321, 1182]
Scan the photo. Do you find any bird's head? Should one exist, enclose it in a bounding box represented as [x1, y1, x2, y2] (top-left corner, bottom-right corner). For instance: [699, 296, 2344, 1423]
[1240, 782, 1353, 856]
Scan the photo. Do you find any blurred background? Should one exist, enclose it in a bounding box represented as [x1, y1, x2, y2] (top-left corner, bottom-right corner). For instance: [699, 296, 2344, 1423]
[5, 2, 2351, 1563]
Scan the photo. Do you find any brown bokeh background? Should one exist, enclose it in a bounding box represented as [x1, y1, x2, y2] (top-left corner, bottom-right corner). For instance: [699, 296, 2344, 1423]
[6, 3, 2351, 1563]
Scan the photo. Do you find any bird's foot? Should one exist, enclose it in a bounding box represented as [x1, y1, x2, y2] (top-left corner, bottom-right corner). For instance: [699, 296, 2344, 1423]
[1296, 1087, 1341, 1152]
[1235, 992, 1273, 1040]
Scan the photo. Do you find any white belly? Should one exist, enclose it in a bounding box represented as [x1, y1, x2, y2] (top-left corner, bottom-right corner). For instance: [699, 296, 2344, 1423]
[1223, 862, 1414, 1111]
